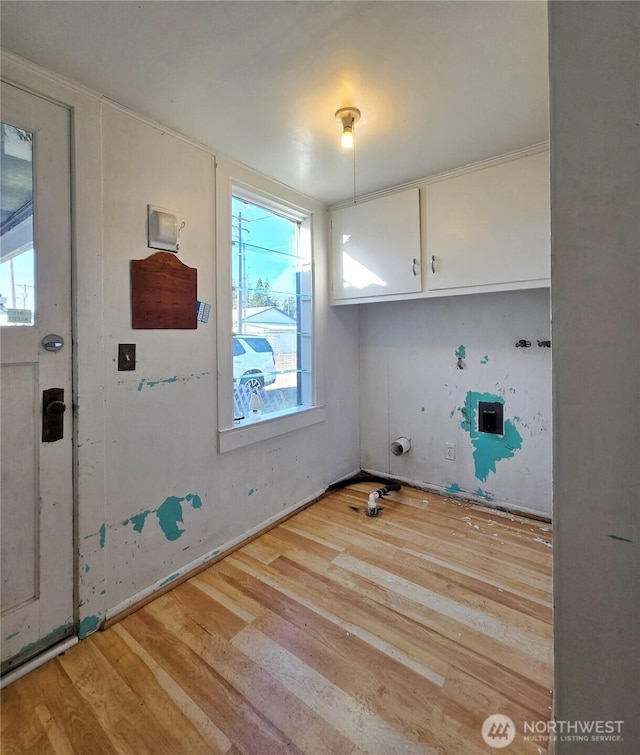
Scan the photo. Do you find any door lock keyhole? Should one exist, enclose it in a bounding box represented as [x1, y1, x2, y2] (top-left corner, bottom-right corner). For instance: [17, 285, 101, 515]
[42, 388, 66, 442]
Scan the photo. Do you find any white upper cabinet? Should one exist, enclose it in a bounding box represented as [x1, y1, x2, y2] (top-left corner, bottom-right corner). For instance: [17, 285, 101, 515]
[330, 187, 422, 302]
[425, 151, 550, 293]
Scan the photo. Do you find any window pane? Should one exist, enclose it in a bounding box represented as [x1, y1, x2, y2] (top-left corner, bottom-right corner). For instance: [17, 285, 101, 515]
[0, 124, 35, 327]
[232, 195, 312, 421]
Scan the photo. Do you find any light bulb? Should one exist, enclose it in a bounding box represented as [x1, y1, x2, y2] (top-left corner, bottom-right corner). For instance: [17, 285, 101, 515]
[341, 127, 354, 149]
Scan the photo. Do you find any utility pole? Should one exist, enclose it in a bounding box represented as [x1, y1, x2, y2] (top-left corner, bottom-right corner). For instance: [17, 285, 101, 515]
[237, 210, 243, 333]
[236, 210, 250, 333]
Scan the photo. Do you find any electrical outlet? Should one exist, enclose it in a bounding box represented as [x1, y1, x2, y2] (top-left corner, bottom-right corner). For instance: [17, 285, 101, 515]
[444, 442, 456, 461]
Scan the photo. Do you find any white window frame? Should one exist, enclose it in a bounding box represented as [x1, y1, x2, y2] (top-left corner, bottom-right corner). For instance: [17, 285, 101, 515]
[215, 158, 326, 453]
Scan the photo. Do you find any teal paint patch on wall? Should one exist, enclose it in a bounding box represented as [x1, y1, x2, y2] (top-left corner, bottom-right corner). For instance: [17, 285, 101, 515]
[445, 482, 462, 494]
[137, 373, 209, 392]
[248, 488, 255, 496]
[186, 493, 202, 509]
[481, 355, 489, 364]
[156, 496, 186, 541]
[79, 615, 101, 638]
[124, 494, 204, 539]
[474, 487, 494, 501]
[455, 345, 466, 359]
[99, 524, 106, 548]
[461, 391, 523, 482]
[130, 510, 152, 533]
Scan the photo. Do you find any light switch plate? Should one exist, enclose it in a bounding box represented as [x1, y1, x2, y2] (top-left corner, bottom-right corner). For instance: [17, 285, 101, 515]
[118, 343, 136, 371]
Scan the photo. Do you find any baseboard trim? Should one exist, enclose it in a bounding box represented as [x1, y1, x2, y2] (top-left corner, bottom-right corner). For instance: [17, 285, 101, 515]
[361, 468, 552, 522]
[103, 466, 549, 631]
[102, 472, 359, 630]
[0, 637, 78, 690]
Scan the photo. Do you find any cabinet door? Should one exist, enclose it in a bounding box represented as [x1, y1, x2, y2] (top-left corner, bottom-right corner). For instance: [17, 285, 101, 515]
[331, 187, 422, 301]
[426, 152, 550, 292]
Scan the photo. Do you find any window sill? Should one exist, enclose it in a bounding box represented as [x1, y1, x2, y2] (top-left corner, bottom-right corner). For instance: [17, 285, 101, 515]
[218, 404, 326, 453]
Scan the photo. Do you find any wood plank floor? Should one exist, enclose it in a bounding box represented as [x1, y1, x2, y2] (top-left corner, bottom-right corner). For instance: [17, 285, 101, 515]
[1, 485, 553, 754]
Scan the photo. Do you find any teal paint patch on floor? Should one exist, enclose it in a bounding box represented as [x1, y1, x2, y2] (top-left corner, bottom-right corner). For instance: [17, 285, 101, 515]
[461, 391, 523, 482]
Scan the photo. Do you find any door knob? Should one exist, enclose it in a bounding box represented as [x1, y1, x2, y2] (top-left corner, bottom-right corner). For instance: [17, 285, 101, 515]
[46, 400, 66, 416]
[42, 388, 65, 442]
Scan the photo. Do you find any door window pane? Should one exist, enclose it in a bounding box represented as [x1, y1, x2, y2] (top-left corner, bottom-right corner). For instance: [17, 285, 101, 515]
[0, 123, 35, 326]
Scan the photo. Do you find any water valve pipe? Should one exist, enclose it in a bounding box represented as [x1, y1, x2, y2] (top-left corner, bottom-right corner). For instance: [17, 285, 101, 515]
[366, 483, 402, 517]
[390, 436, 411, 456]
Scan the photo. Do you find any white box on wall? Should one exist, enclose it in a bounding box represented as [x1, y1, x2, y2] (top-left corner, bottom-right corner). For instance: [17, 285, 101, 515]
[147, 204, 179, 252]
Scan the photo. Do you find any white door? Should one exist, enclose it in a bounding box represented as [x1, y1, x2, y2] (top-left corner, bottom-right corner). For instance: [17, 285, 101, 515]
[1, 82, 74, 674]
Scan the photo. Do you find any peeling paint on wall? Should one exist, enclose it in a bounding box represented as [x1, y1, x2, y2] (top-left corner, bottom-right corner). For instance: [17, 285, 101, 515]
[480, 355, 489, 364]
[136, 372, 210, 392]
[160, 572, 180, 587]
[608, 534, 633, 544]
[122, 493, 204, 542]
[445, 482, 462, 494]
[156, 496, 186, 541]
[455, 345, 466, 359]
[461, 391, 523, 482]
[129, 510, 152, 532]
[99, 524, 106, 548]
[79, 615, 101, 638]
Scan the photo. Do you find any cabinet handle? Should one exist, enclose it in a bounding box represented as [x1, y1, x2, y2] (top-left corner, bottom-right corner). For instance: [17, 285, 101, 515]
[431, 255, 436, 274]
[412, 258, 419, 277]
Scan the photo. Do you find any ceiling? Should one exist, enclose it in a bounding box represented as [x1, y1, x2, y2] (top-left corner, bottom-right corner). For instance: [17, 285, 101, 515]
[0, 1, 549, 206]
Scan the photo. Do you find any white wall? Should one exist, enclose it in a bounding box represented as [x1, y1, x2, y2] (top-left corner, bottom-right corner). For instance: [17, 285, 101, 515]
[550, 2, 640, 751]
[360, 288, 552, 516]
[1, 54, 360, 633]
[96, 107, 361, 615]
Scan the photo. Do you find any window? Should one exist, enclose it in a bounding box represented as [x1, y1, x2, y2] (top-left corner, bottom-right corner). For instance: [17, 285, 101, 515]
[216, 159, 325, 453]
[232, 194, 313, 422]
[1, 124, 35, 326]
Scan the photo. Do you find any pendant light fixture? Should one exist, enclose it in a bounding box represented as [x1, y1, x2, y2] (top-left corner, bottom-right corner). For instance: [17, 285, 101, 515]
[335, 107, 361, 149]
[335, 106, 361, 203]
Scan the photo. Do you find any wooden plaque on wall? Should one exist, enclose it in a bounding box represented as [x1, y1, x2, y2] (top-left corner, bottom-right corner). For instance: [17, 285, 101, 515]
[131, 252, 197, 329]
